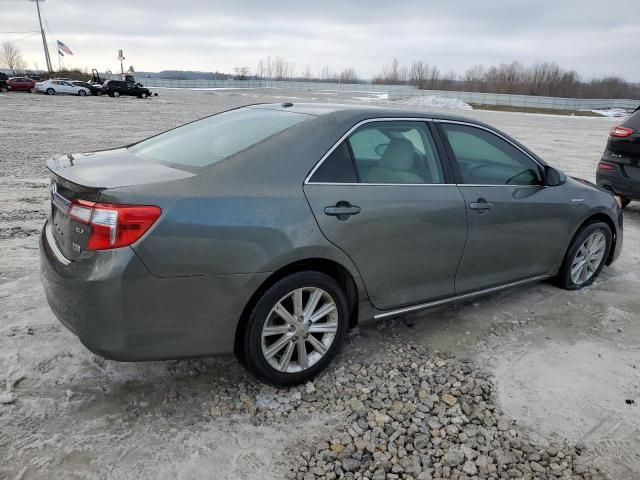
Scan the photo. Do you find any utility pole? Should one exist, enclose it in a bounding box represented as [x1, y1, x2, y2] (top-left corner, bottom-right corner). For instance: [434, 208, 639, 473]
[31, 0, 53, 72]
[117, 49, 125, 75]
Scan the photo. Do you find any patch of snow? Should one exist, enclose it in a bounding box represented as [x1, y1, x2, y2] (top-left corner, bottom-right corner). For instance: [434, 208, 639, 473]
[589, 108, 633, 118]
[351, 92, 389, 102]
[391, 95, 473, 110]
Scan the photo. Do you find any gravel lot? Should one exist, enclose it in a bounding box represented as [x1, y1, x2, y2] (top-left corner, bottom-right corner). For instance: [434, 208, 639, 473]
[1, 89, 639, 479]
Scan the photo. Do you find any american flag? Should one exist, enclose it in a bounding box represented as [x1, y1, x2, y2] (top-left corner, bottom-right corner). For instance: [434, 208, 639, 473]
[57, 40, 73, 56]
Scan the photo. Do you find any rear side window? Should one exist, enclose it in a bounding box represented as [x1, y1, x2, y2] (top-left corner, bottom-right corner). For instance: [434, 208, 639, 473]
[129, 107, 310, 168]
[310, 142, 357, 183]
[350, 121, 445, 184]
[440, 123, 541, 186]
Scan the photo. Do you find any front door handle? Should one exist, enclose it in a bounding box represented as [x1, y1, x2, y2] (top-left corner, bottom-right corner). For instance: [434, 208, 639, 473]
[469, 199, 493, 213]
[324, 202, 361, 221]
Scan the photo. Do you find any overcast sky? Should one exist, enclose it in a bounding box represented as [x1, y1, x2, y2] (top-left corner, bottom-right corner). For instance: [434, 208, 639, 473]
[2, 0, 639, 81]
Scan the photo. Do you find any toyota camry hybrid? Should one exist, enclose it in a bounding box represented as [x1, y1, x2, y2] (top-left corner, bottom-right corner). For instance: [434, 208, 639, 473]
[40, 103, 623, 385]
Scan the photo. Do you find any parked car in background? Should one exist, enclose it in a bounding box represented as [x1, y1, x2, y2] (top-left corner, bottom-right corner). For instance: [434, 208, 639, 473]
[0, 72, 8, 93]
[103, 79, 152, 98]
[7, 77, 37, 92]
[35, 79, 91, 96]
[71, 80, 103, 96]
[597, 107, 640, 207]
[40, 104, 623, 385]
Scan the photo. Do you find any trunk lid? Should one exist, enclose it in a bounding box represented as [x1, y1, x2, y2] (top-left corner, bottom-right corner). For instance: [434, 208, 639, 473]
[47, 148, 194, 261]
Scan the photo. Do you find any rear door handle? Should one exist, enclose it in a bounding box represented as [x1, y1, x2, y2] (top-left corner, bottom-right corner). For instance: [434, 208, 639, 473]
[469, 199, 493, 212]
[324, 202, 361, 220]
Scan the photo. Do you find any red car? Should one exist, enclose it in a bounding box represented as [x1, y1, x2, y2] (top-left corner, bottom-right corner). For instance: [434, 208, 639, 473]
[7, 77, 37, 92]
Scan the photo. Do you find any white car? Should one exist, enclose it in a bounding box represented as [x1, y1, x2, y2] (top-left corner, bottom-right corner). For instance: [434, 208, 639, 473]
[35, 79, 91, 96]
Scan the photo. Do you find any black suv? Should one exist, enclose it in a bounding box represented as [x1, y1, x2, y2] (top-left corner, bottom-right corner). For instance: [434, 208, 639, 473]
[103, 79, 152, 98]
[597, 107, 640, 207]
[0, 72, 8, 93]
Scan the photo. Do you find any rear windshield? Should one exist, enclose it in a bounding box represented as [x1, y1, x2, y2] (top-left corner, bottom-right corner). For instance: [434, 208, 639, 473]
[623, 108, 640, 129]
[128, 107, 311, 168]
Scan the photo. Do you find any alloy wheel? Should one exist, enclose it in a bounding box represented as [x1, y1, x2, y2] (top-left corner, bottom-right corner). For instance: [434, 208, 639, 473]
[570, 231, 606, 285]
[261, 287, 338, 373]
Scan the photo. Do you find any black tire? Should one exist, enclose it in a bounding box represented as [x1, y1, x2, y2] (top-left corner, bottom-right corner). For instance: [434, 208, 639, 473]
[556, 222, 612, 290]
[46, 88, 55, 95]
[113, 91, 120, 98]
[238, 271, 349, 386]
[140, 92, 148, 99]
[620, 197, 631, 208]
[78, 89, 87, 96]
[1, 87, 8, 93]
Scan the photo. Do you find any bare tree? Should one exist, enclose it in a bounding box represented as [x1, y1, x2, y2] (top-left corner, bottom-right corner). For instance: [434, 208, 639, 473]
[1, 41, 26, 72]
[320, 66, 336, 81]
[233, 66, 250, 80]
[410, 61, 428, 88]
[338, 67, 358, 83]
[303, 65, 313, 80]
[463, 65, 485, 91]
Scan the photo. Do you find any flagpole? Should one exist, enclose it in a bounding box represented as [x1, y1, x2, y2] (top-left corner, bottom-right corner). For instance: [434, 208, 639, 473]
[32, 0, 53, 73]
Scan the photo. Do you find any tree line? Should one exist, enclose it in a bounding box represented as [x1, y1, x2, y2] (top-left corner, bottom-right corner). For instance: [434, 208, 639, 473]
[374, 58, 639, 99]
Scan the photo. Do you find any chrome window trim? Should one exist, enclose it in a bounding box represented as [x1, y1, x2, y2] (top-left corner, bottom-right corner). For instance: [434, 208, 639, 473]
[304, 117, 546, 187]
[306, 182, 457, 187]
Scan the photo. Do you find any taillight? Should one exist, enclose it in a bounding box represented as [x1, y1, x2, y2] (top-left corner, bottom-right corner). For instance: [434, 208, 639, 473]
[609, 126, 634, 138]
[597, 162, 616, 171]
[68, 200, 161, 250]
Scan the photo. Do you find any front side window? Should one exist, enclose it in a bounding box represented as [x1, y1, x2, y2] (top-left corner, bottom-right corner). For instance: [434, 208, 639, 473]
[129, 107, 310, 168]
[349, 121, 444, 184]
[440, 123, 541, 186]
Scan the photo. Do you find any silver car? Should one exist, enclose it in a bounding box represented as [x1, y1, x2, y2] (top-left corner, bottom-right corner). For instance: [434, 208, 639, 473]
[40, 104, 623, 385]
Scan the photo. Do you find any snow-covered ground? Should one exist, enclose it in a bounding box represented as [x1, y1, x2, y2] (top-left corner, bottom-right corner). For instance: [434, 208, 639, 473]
[388, 95, 473, 110]
[588, 108, 634, 118]
[1, 88, 639, 479]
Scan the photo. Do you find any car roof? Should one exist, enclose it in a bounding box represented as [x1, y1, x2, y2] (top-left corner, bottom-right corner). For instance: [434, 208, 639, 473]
[247, 102, 478, 124]
[245, 102, 546, 166]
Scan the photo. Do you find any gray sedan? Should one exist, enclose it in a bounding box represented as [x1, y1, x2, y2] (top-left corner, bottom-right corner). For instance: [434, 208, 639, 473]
[40, 104, 623, 385]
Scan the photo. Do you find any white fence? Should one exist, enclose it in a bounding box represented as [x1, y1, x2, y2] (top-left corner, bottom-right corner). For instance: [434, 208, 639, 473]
[138, 78, 639, 111]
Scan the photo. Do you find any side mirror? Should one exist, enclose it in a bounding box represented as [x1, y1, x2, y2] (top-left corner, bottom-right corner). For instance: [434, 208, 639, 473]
[545, 165, 567, 187]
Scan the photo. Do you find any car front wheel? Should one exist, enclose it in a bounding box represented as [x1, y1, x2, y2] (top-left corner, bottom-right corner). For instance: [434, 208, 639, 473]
[113, 91, 120, 98]
[557, 222, 612, 290]
[140, 92, 148, 99]
[78, 89, 87, 96]
[238, 271, 349, 386]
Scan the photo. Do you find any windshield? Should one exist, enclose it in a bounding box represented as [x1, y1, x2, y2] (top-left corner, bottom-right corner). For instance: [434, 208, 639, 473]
[128, 107, 311, 168]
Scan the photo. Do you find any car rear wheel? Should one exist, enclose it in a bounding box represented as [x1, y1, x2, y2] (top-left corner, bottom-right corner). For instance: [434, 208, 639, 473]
[78, 89, 87, 96]
[239, 271, 349, 386]
[140, 92, 148, 99]
[557, 222, 612, 290]
[113, 91, 121, 98]
[46, 88, 55, 95]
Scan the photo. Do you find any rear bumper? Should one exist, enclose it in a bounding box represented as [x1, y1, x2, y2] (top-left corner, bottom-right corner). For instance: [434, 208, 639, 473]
[596, 163, 640, 201]
[40, 221, 269, 361]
